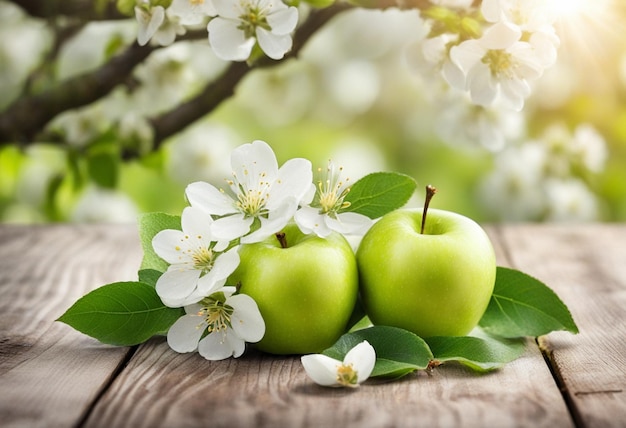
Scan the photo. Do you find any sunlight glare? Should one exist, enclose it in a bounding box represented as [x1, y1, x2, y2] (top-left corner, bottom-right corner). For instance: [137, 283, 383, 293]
[548, 0, 611, 19]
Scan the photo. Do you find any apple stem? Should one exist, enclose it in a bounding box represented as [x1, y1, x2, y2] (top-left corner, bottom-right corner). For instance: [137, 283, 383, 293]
[275, 232, 288, 248]
[421, 185, 437, 235]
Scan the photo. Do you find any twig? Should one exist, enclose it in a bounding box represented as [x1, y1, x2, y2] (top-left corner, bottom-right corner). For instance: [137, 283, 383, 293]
[148, 2, 353, 150]
[0, 42, 156, 144]
[10, 0, 126, 20]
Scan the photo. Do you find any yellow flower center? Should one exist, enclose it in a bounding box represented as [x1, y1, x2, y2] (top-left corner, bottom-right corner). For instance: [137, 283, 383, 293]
[482, 50, 515, 79]
[198, 296, 234, 333]
[227, 169, 271, 218]
[315, 162, 351, 215]
[237, 2, 271, 39]
[336, 363, 359, 387]
[192, 246, 214, 273]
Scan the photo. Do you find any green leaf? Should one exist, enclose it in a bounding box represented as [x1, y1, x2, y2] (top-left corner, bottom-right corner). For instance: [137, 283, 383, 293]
[138, 269, 163, 288]
[58, 282, 183, 346]
[479, 267, 579, 338]
[87, 149, 118, 189]
[323, 325, 433, 379]
[343, 172, 417, 219]
[138, 212, 181, 272]
[426, 333, 526, 372]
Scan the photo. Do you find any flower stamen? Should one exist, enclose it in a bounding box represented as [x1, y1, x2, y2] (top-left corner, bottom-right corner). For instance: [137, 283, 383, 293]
[198, 297, 234, 333]
[314, 161, 351, 215]
[336, 363, 359, 388]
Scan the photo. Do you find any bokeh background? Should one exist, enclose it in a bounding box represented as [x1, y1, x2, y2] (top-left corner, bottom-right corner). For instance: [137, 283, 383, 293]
[1, 0, 625, 224]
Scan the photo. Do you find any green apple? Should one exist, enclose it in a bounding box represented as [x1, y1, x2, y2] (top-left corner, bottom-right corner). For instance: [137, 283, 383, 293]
[356, 207, 496, 338]
[228, 223, 358, 355]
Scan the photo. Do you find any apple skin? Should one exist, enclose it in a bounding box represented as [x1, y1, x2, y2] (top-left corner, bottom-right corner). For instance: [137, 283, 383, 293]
[228, 223, 358, 355]
[356, 208, 496, 338]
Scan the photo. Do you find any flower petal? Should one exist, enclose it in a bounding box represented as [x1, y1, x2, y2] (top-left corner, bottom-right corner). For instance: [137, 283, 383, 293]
[156, 268, 202, 307]
[266, 6, 298, 35]
[211, 0, 240, 18]
[294, 206, 330, 237]
[449, 40, 484, 75]
[208, 17, 255, 61]
[266, 158, 313, 210]
[480, 0, 502, 23]
[256, 28, 292, 60]
[186, 181, 237, 216]
[210, 213, 253, 241]
[343, 340, 376, 384]
[167, 314, 206, 352]
[228, 294, 265, 343]
[481, 22, 521, 50]
[231, 140, 279, 187]
[181, 206, 214, 244]
[195, 248, 240, 295]
[198, 330, 245, 360]
[467, 63, 498, 107]
[240, 198, 296, 243]
[325, 212, 373, 236]
[301, 354, 341, 387]
[152, 229, 190, 264]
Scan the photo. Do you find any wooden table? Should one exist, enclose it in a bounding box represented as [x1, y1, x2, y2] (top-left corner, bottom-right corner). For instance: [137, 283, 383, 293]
[0, 224, 624, 428]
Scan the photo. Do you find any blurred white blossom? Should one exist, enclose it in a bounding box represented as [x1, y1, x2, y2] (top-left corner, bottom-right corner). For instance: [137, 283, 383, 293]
[71, 186, 138, 223]
[433, 92, 525, 151]
[135, 3, 185, 46]
[166, 122, 239, 185]
[480, 122, 607, 221]
[544, 178, 601, 222]
[430, 0, 474, 9]
[169, 0, 216, 26]
[444, 21, 545, 111]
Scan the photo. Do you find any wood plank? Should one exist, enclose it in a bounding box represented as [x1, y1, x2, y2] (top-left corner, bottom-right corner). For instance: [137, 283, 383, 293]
[85, 226, 574, 428]
[499, 224, 626, 428]
[0, 225, 142, 428]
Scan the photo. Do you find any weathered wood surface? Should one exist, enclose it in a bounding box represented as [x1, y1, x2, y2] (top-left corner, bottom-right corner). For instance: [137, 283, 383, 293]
[0, 224, 624, 428]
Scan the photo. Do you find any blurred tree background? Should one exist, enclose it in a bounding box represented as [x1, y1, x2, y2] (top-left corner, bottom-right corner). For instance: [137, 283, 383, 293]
[1, 0, 625, 224]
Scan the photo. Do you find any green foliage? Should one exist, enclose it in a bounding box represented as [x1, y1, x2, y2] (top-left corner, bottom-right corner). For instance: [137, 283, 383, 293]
[426, 333, 526, 372]
[57, 281, 184, 346]
[323, 325, 433, 378]
[344, 172, 417, 219]
[479, 267, 579, 338]
[138, 269, 163, 288]
[138, 212, 181, 272]
[87, 144, 119, 189]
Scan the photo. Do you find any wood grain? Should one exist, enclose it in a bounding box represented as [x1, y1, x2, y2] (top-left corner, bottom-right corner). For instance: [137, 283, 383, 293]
[0, 225, 142, 428]
[84, 226, 573, 428]
[499, 224, 626, 428]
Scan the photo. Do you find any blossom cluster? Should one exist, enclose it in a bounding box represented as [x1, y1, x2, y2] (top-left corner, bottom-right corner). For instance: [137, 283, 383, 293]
[152, 140, 372, 366]
[134, 0, 299, 61]
[415, 0, 560, 111]
[479, 123, 607, 221]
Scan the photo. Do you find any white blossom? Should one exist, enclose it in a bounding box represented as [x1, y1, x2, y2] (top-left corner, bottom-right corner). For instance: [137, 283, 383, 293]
[207, 0, 298, 61]
[301, 341, 376, 388]
[169, 0, 216, 26]
[152, 206, 240, 307]
[481, 0, 560, 68]
[444, 21, 545, 111]
[295, 160, 372, 238]
[544, 178, 601, 222]
[167, 290, 265, 360]
[71, 186, 138, 223]
[186, 140, 313, 244]
[135, 4, 185, 46]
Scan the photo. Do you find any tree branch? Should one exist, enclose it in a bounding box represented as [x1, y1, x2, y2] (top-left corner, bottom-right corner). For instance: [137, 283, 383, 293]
[0, 42, 156, 144]
[10, 0, 126, 20]
[148, 2, 354, 150]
